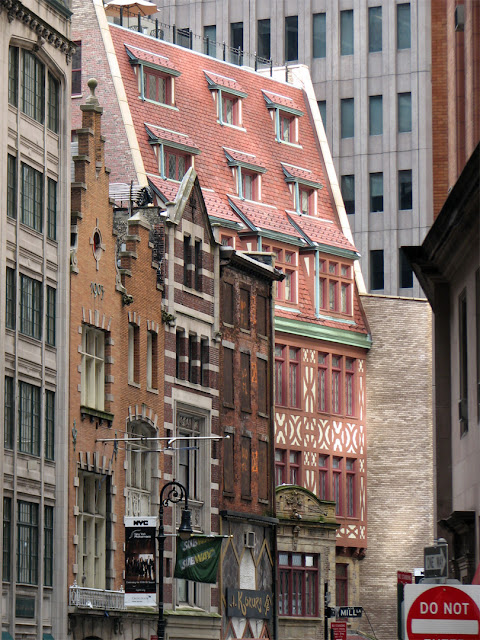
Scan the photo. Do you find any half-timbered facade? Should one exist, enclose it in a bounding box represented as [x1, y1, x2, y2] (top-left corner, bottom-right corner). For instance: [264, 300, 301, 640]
[70, 1, 371, 634]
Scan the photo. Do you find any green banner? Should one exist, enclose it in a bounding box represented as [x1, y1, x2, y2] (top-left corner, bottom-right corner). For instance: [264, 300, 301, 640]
[174, 535, 223, 584]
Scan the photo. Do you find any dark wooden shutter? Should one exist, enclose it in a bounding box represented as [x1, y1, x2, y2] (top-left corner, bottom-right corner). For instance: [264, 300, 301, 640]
[240, 287, 250, 330]
[223, 433, 234, 494]
[223, 347, 234, 405]
[223, 281, 234, 324]
[257, 357, 267, 414]
[257, 294, 267, 336]
[258, 440, 268, 501]
[240, 352, 251, 411]
[241, 436, 252, 497]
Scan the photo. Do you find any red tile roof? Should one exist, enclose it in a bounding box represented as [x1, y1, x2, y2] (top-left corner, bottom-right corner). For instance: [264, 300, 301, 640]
[223, 148, 266, 170]
[106, 26, 367, 337]
[125, 44, 179, 72]
[145, 123, 200, 150]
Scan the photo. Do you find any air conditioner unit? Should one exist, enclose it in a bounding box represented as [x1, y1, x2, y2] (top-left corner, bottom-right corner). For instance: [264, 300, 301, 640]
[455, 5, 465, 31]
[244, 531, 256, 548]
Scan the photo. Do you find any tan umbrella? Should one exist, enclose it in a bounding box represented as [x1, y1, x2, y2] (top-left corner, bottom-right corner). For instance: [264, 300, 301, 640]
[104, 0, 158, 18]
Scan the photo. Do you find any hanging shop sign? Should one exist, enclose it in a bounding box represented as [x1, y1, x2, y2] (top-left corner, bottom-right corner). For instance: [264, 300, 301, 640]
[226, 588, 273, 619]
[124, 516, 157, 606]
[174, 535, 223, 584]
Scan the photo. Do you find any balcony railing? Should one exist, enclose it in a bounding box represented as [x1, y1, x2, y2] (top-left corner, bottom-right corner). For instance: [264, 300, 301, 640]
[69, 583, 125, 611]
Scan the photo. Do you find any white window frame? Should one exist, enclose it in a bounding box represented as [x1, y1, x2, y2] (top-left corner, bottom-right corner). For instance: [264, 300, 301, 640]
[81, 326, 105, 410]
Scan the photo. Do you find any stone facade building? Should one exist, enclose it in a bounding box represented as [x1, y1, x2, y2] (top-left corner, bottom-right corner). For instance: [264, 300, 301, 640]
[0, 2, 75, 639]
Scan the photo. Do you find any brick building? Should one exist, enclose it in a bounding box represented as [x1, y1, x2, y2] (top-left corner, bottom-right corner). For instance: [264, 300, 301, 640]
[70, 1, 372, 637]
[0, 2, 75, 639]
[219, 247, 281, 640]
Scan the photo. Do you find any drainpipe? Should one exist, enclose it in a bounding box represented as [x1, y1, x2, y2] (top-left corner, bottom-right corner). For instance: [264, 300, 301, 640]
[315, 248, 320, 317]
[269, 277, 278, 640]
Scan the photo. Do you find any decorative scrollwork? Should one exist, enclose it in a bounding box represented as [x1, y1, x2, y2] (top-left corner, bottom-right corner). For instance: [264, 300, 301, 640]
[160, 480, 188, 508]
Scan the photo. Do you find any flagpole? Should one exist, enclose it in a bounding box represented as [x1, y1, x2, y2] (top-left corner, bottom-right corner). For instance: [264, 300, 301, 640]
[157, 480, 193, 640]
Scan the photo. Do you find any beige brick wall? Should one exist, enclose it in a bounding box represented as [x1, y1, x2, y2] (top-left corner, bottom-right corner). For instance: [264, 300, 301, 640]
[358, 295, 434, 640]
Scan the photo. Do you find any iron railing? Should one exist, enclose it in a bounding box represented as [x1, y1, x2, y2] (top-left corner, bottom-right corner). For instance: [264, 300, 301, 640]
[69, 583, 126, 610]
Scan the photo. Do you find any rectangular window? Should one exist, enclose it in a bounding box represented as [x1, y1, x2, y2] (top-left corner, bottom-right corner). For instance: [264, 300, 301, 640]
[45, 389, 55, 461]
[278, 553, 318, 617]
[44, 505, 53, 586]
[336, 563, 348, 606]
[346, 459, 356, 517]
[341, 98, 354, 138]
[8, 46, 18, 107]
[289, 347, 300, 408]
[275, 449, 286, 485]
[6, 267, 16, 330]
[176, 330, 183, 379]
[397, 3, 411, 50]
[204, 25, 216, 57]
[318, 100, 326, 127]
[200, 338, 209, 387]
[275, 345, 286, 406]
[369, 6, 382, 52]
[369, 95, 383, 136]
[257, 358, 268, 415]
[143, 70, 170, 105]
[21, 163, 43, 232]
[78, 473, 108, 588]
[7, 154, 17, 219]
[279, 112, 295, 144]
[22, 50, 45, 123]
[345, 358, 355, 417]
[257, 19, 271, 60]
[166, 150, 189, 181]
[188, 334, 196, 383]
[399, 248, 413, 289]
[399, 169, 413, 210]
[224, 347, 234, 406]
[20, 275, 42, 340]
[285, 15, 298, 61]
[289, 451, 300, 485]
[319, 258, 353, 315]
[47, 178, 57, 241]
[312, 13, 326, 59]
[223, 432, 234, 494]
[239, 287, 250, 330]
[128, 323, 139, 384]
[3, 497, 12, 581]
[231, 21, 244, 53]
[459, 290, 468, 434]
[340, 10, 354, 55]
[333, 456, 342, 515]
[4, 376, 14, 450]
[183, 235, 191, 287]
[19, 382, 40, 456]
[81, 326, 105, 410]
[398, 92, 412, 133]
[241, 436, 252, 498]
[370, 250, 384, 290]
[147, 330, 158, 390]
[72, 42, 82, 95]
[318, 454, 329, 500]
[223, 281, 234, 325]
[47, 73, 59, 133]
[370, 172, 384, 212]
[194, 240, 202, 291]
[17, 501, 39, 584]
[240, 352, 251, 412]
[258, 440, 268, 501]
[341, 175, 355, 214]
[46, 286, 56, 346]
[318, 353, 328, 412]
[257, 294, 267, 336]
[331, 356, 341, 414]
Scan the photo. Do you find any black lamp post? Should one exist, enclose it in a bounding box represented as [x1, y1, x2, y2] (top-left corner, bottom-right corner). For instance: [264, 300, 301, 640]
[157, 480, 193, 640]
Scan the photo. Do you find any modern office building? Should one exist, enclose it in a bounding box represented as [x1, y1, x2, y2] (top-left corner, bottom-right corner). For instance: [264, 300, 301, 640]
[154, 0, 433, 298]
[0, 1, 75, 639]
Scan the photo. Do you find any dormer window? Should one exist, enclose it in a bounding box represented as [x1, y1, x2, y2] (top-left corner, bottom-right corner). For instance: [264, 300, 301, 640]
[263, 245, 297, 304]
[224, 148, 266, 202]
[126, 44, 180, 109]
[319, 258, 353, 315]
[262, 90, 303, 146]
[204, 71, 247, 129]
[282, 163, 322, 215]
[145, 124, 200, 181]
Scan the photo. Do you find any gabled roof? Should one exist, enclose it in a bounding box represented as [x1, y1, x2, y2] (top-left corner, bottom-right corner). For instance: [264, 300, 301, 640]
[125, 44, 180, 75]
[104, 25, 368, 338]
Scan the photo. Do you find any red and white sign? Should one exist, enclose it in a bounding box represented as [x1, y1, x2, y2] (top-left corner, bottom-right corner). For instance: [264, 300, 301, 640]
[398, 571, 413, 585]
[331, 621, 347, 640]
[405, 584, 480, 639]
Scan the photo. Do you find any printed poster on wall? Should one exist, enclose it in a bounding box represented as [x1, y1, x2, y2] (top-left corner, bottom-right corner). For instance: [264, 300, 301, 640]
[124, 516, 157, 606]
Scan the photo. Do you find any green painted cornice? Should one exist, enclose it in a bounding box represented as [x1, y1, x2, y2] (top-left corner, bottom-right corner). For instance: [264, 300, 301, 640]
[274, 316, 372, 349]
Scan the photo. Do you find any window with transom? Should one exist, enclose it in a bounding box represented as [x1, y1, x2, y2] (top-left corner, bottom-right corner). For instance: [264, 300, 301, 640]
[264, 245, 297, 303]
[81, 326, 105, 411]
[317, 353, 357, 417]
[318, 258, 353, 316]
[78, 472, 109, 589]
[278, 553, 318, 617]
[126, 422, 153, 516]
[275, 344, 301, 408]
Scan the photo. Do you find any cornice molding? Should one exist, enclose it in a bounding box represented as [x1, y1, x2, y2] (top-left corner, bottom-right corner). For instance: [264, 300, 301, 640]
[1, 0, 75, 63]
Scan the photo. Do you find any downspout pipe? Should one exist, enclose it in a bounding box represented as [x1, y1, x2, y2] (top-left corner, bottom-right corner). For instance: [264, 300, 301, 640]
[269, 280, 278, 640]
[315, 248, 320, 317]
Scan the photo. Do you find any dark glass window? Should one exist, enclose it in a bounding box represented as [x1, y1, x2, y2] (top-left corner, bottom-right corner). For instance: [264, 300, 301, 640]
[230, 22, 244, 63]
[397, 4, 411, 50]
[47, 73, 59, 133]
[19, 382, 41, 456]
[369, 95, 383, 136]
[370, 250, 384, 290]
[8, 46, 18, 106]
[317, 100, 326, 127]
[46, 286, 56, 347]
[341, 98, 354, 138]
[278, 553, 318, 616]
[312, 13, 326, 58]
[6, 267, 16, 330]
[44, 505, 53, 586]
[45, 389, 55, 460]
[22, 50, 45, 123]
[4, 377, 14, 449]
[20, 275, 42, 340]
[369, 172, 384, 212]
[285, 15, 298, 61]
[21, 163, 43, 232]
[399, 248, 413, 289]
[72, 42, 82, 95]
[398, 92, 412, 132]
[7, 154, 17, 219]
[340, 10, 354, 55]
[399, 169, 413, 210]
[17, 501, 39, 584]
[257, 19, 271, 60]
[341, 175, 355, 214]
[368, 6, 382, 52]
[47, 178, 57, 240]
[204, 25, 216, 57]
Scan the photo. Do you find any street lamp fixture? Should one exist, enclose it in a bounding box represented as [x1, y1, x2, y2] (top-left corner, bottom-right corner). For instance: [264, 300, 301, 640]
[157, 480, 193, 640]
